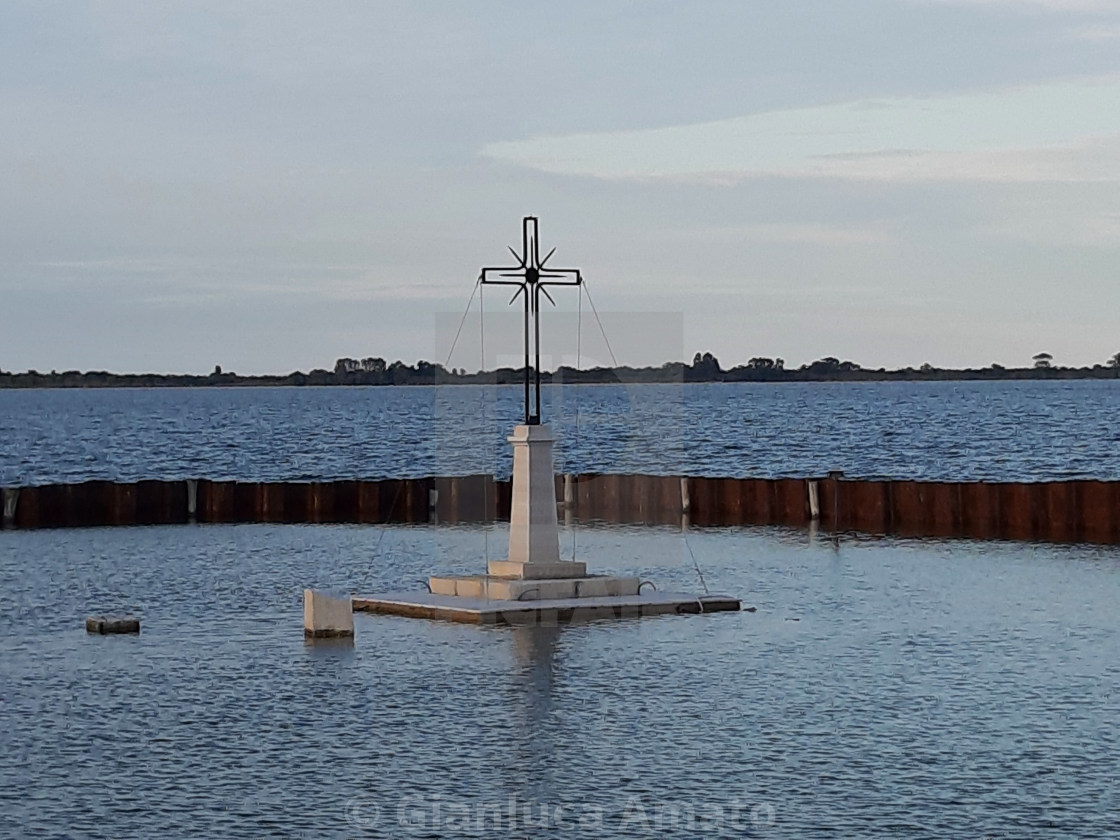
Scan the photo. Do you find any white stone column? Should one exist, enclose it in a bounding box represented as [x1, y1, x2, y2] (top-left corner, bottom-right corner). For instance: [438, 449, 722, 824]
[507, 424, 561, 565]
[485, 424, 589, 581]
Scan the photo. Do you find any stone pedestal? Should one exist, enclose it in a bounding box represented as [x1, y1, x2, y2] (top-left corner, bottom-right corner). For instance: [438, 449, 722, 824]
[493, 424, 587, 579]
[506, 424, 563, 568]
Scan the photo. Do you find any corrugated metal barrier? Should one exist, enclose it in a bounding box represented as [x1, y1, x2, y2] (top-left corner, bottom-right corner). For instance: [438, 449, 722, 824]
[1, 475, 1117, 544]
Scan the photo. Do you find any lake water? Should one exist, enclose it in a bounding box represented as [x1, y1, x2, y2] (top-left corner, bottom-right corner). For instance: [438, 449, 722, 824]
[2, 523, 1118, 838]
[2, 380, 1120, 486]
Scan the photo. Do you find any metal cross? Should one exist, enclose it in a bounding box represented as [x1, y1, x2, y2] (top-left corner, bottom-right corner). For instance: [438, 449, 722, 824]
[480, 216, 582, 425]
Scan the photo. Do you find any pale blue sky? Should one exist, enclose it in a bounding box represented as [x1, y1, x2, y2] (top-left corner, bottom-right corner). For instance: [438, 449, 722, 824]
[2, 0, 1119, 373]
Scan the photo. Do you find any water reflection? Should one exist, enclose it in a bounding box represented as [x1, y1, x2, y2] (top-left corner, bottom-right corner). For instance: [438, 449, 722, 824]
[512, 623, 561, 679]
[507, 625, 564, 804]
[510, 623, 562, 725]
[302, 634, 355, 654]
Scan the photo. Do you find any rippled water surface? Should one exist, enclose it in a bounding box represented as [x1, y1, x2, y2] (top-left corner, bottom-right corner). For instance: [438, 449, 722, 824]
[2, 380, 1120, 485]
[2, 524, 1119, 838]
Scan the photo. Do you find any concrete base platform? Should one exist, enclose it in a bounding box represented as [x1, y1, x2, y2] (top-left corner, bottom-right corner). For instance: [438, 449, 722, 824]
[352, 591, 742, 625]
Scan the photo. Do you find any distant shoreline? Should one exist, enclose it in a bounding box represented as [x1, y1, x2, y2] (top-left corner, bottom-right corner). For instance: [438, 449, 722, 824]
[3, 360, 1119, 388]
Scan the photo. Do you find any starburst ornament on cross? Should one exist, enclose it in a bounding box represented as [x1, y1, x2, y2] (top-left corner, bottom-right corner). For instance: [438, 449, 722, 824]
[480, 217, 582, 425]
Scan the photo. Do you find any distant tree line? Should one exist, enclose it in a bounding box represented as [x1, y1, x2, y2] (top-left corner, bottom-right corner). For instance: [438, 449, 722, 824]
[2, 351, 1119, 388]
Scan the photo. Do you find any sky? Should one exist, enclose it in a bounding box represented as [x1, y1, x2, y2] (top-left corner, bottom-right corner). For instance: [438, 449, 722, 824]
[2, 0, 1120, 375]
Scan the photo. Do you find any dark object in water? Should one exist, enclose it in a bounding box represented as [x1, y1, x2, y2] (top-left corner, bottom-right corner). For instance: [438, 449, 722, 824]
[85, 616, 140, 634]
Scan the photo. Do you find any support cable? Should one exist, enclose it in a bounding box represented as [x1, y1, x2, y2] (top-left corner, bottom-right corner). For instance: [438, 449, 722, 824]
[365, 277, 482, 590]
[443, 278, 480, 369]
[582, 277, 711, 597]
[480, 282, 490, 566]
[580, 278, 620, 370]
[683, 532, 711, 595]
[362, 478, 408, 590]
[570, 284, 584, 563]
[576, 282, 583, 443]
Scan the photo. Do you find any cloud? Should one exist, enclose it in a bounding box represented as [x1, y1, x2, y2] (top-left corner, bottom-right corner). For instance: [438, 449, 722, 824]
[35, 258, 174, 273]
[981, 210, 1120, 246]
[674, 224, 892, 246]
[915, 0, 1120, 10]
[1067, 24, 1120, 39]
[482, 78, 1120, 184]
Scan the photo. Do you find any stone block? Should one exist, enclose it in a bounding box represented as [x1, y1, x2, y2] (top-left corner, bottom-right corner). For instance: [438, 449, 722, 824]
[428, 577, 458, 596]
[430, 575, 503, 598]
[488, 559, 587, 580]
[453, 576, 486, 599]
[303, 589, 354, 638]
[428, 574, 641, 601]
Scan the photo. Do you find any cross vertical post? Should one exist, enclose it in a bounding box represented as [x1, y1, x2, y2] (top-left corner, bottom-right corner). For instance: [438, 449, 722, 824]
[479, 216, 582, 425]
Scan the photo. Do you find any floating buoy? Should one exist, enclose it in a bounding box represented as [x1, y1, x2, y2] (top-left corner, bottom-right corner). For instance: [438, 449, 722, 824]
[86, 616, 140, 634]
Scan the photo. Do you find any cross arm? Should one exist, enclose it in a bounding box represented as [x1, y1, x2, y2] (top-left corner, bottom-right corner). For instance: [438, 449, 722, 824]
[480, 266, 528, 285]
[538, 269, 582, 287]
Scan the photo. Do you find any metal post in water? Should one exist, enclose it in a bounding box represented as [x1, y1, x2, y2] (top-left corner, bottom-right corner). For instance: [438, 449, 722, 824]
[1, 488, 18, 528]
[808, 480, 820, 520]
